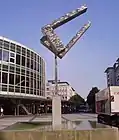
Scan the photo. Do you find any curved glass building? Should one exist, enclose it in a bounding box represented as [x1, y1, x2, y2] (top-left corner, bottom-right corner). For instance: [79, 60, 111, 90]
[0, 36, 45, 99]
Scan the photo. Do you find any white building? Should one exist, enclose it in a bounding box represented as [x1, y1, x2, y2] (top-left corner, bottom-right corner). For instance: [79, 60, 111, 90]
[105, 59, 119, 87]
[46, 80, 76, 100]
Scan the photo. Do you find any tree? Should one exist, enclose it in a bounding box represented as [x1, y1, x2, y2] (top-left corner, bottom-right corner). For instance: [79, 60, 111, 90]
[69, 94, 85, 105]
[87, 87, 100, 113]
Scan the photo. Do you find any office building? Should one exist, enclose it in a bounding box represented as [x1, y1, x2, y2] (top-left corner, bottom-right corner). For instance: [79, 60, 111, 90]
[0, 36, 46, 98]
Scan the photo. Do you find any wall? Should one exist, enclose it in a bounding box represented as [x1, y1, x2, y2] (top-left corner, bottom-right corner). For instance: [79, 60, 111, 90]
[0, 128, 118, 140]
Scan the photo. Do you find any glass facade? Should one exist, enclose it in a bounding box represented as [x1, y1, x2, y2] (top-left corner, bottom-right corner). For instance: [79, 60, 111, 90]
[0, 37, 45, 97]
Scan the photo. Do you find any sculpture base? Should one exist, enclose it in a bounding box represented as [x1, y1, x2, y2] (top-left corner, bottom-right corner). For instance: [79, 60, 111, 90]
[52, 95, 62, 130]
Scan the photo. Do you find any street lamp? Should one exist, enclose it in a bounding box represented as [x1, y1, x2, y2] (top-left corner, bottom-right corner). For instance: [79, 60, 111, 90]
[40, 4, 91, 130]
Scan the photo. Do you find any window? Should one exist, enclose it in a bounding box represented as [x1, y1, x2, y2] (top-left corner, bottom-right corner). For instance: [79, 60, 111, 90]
[0, 40, 3, 46]
[21, 87, 25, 93]
[26, 69, 29, 76]
[26, 88, 29, 94]
[34, 79, 36, 89]
[9, 86, 14, 92]
[10, 58, 14, 63]
[9, 73, 14, 85]
[37, 90, 39, 95]
[3, 50, 9, 62]
[34, 73, 36, 79]
[27, 58, 30, 68]
[34, 61, 36, 70]
[16, 54, 20, 65]
[37, 74, 39, 80]
[31, 71, 33, 77]
[16, 45, 21, 54]
[15, 86, 20, 93]
[34, 90, 36, 95]
[26, 77, 29, 87]
[31, 78, 33, 88]
[2, 85, 7, 91]
[36, 63, 39, 71]
[40, 90, 42, 96]
[3, 41, 9, 50]
[10, 43, 15, 52]
[10, 53, 15, 57]
[2, 65, 8, 71]
[27, 49, 30, 57]
[21, 76, 25, 86]
[31, 52, 33, 59]
[2, 72, 8, 84]
[16, 67, 20, 74]
[22, 47, 26, 56]
[37, 81, 39, 89]
[15, 75, 20, 85]
[35, 54, 36, 61]
[0, 49, 2, 60]
[30, 89, 33, 94]
[9, 65, 14, 73]
[21, 69, 25, 75]
[22, 56, 25, 66]
[31, 59, 33, 69]
[9, 52, 15, 63]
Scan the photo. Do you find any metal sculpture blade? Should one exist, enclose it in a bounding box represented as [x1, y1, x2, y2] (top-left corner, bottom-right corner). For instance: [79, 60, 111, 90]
[40, 5, 91, 59]
[40, 21, 91, 59]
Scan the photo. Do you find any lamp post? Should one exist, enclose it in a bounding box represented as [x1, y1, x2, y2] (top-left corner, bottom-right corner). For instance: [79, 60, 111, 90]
[55, 55, 58, 96]
[40, 5, 91, 130]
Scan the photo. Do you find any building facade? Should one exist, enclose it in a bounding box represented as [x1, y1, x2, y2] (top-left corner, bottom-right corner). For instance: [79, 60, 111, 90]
[105, 59, 119, 87]
[105, 67, 115, 87]
[0, 36, 45, 99]
[46, 80, 76, 100]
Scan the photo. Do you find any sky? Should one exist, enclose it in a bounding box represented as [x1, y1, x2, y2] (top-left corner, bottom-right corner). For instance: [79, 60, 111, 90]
[0, 0, 119, 98]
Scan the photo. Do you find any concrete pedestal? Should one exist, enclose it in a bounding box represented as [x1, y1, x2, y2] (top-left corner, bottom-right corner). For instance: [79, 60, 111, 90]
[52, 95, 62, 130]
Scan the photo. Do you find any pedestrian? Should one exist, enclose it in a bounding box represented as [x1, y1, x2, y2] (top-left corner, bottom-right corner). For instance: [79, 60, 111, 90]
[0, 107, 3, 117]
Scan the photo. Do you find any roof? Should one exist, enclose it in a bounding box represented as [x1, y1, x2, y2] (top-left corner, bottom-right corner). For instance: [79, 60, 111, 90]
[47, 80, 77, 92]
[116, 58, 119, 62]
[48, 80, 70, 85]
[104, 67, 114, 73]
[71, 87, 75, 91]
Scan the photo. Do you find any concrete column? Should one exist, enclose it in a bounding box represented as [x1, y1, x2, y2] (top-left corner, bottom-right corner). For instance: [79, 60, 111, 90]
[45, 103, 48, 114]
[17, 105, 19, 116]
[52, 95, 62, 130]
[36, 104, 38, 114]
[33, 104, 35, 114]
[14, 107, 17, 116]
